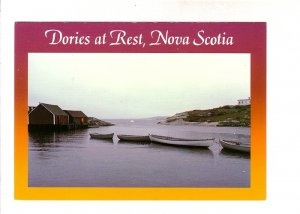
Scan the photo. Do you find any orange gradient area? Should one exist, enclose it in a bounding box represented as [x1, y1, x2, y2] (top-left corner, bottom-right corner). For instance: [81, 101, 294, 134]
[15, 22, 266, 200]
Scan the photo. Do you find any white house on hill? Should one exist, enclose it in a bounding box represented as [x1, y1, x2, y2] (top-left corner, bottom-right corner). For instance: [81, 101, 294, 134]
[238, 97, 251, 105]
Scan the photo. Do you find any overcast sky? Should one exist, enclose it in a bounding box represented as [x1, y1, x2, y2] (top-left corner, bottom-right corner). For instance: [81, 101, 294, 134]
[28, 53, 250, 119]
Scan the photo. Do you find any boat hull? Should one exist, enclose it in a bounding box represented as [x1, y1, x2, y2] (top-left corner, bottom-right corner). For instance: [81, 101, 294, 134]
[219, 140, 250, 153]
[149, 134, 214, 147]
[90, 133, 114, 139]
[117, 134, 150, 142]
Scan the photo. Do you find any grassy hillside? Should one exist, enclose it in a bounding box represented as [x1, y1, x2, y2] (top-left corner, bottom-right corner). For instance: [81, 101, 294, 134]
[184, 105, 250, 127]
[166, 105, 250, 127]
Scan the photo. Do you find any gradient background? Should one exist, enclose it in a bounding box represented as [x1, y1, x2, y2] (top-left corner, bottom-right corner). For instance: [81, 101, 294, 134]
[15, 22, 266, 200]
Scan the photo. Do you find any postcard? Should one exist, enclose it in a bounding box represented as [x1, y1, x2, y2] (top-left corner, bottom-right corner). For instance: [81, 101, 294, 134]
[15, 22, 266, 200]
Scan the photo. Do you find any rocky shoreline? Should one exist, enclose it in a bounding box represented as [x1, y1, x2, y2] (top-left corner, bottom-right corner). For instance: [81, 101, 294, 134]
[88, 117, 114, 126]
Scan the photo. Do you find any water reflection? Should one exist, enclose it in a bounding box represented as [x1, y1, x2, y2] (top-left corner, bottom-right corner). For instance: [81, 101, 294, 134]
[89, 138, 114, 143]
[29, 130, 88, 153]
[116, 140, 150, 145]
[148, 142, 214, 158]
[29, 131, 58, 145]
[219, 149, 250, 159]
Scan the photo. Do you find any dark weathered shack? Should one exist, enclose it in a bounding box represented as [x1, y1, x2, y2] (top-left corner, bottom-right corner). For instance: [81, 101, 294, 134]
[28, 103, 69, 131]
[64, 110, 88, 129]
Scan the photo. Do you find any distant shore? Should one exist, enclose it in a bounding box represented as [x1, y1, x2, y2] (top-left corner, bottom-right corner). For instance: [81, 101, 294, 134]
[158, 119, 219, 126]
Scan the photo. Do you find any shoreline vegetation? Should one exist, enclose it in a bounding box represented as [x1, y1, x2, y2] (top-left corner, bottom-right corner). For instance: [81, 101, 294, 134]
[158, 105, 250, 127]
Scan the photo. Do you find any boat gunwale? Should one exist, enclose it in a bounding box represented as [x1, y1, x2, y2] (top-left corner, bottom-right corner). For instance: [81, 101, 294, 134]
[117, 134, 150, 138]
[150, 134, 214, 142]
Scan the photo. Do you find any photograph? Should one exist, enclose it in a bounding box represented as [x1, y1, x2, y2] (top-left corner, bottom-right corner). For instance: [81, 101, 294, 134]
[28, 53, 251, 187]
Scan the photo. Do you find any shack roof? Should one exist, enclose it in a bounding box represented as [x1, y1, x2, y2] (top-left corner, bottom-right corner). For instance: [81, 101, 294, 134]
[64, 110, 87, 118]
[237, 97, 251, 101]
[40, 103, 68, 116]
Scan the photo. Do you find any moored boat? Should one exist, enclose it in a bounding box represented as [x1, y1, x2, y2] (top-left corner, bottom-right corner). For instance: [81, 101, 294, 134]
[90, 132, 114, 139]
[117, 134, 151, 142]
[149, 134, 214, 147]
[219, 139, 250, 153]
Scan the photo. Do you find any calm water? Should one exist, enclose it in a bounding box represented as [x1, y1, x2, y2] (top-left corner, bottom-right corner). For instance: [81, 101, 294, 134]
[29, 118, 250, 187]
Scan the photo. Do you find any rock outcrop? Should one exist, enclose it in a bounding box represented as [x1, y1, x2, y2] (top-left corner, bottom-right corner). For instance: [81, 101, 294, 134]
[88, 117, 114, 126]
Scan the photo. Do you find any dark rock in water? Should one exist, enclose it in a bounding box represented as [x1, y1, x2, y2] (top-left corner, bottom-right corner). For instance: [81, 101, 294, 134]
[88, 117, 114, 126]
